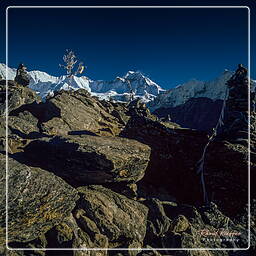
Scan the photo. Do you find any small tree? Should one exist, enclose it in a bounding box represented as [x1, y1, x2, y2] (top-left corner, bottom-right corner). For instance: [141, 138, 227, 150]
[59, 49, 85, 89]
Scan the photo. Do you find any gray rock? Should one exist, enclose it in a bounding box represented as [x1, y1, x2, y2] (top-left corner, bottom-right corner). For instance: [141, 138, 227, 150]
[0, 81, 41, 116]
[8, 111, 40, 139]
[0, 154, 79, 244]
[144, 198, 171, 247]
[76, 185, 148, 248]
[23, 135, 151, 185]
[72, 210, 108, 255]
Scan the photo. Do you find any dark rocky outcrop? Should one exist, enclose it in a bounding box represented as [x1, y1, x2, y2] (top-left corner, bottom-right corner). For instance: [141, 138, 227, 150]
[204, 140, 249, 216]
[202, 74, 253, 216]
[143, 198, 172, 248]
[120, 116, 209, 205]
[219, 75, 251, 142]
[22, 134, 151, 186]
[0, 72, 253, 254]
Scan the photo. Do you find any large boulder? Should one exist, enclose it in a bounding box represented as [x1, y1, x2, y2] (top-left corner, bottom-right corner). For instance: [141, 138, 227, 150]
[143, 198, 172, 248]
[0, 110, 41, 154]
[22, 134, 151, 186]
[38, 89, 129, 136]
[75, 185, 148, 249]
[0, 153, 79, 245]
[0, 81, 42, 154]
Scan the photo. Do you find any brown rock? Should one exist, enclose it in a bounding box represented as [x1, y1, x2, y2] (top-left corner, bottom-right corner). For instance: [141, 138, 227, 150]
[39, 89, 128, 136]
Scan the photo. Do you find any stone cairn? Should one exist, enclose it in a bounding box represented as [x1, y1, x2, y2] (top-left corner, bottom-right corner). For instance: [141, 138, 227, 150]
[221, 64, 253, 143]
[14, 63, 30, 87]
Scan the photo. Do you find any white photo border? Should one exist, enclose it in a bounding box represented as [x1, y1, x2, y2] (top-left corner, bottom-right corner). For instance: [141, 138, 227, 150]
[5, 5, 251, 251]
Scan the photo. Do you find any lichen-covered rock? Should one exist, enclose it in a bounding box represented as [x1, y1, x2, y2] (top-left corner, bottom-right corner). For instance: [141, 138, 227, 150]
[76, 185, 148, 248]
[23, 135, 151, 185]
[0, 154, 79, 244]
[0, 112, 39, 154]
[137, 246, 163, 256]
[170, 215, 190, 233]
[0, 118, 6, 153]
[72, 210, 109, 255]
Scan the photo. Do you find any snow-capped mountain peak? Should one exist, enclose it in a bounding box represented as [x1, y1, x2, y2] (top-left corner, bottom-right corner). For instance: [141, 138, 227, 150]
[0, 64, 164, 102]
[89, 70, 165, 101]
[1, 63, 253, 108]
[148, 70, 234, 111]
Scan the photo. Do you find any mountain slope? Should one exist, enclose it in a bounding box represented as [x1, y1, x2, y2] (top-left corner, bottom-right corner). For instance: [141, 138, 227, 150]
[153, 97, 224, 131]
[148, 70, 234, 111]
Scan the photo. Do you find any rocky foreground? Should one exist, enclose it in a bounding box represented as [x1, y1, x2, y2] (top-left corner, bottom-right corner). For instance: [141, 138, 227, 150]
[0, 75, 255, 255]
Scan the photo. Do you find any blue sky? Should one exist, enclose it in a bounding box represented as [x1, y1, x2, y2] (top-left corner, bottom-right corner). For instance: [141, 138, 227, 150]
[1, 4, 252, 89]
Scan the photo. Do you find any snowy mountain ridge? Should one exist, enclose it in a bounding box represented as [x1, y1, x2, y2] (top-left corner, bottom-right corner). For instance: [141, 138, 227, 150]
[148, 70, 235, 111]
[0, 63, 162, 102]
[1, 63, 254, 110]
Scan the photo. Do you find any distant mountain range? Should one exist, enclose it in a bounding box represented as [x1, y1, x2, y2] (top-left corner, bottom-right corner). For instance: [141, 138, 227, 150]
[1, 63, 254, 131]
[0, 63, 236, 105]
[0, 64, 164, 102]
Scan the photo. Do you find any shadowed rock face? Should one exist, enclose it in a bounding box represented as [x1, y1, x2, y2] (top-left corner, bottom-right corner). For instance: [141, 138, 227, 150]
[0, 153, 79, 244]
[219, 75, 251, 142]
[204, 140, 249, 216]
[22, 135, 151, 186]
[120, 116, 209, 205]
